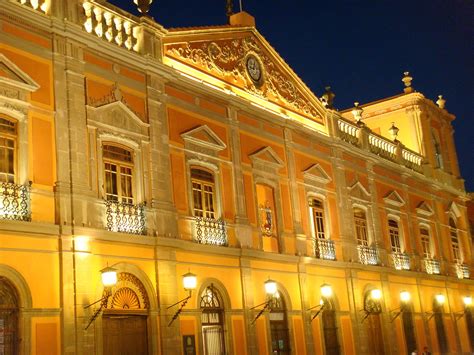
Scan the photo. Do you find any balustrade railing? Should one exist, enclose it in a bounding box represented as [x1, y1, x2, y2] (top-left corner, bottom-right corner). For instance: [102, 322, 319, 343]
[423, 258, 441, 275]
[105, 200, 146, 235]
[368, 133, 397, 162]
[391, 252, 411, 270]
[314, 238, 336, 260]
[14, 0, 48, 13]
[455, 263, 470, 279]
[82, 1, 140, 52]
[336, 119, 360, 146]
[357, 245, 378, 265]
[0, 182, 31, 222]
[194, 217, 227, 246]
[402, 148, 423, 173]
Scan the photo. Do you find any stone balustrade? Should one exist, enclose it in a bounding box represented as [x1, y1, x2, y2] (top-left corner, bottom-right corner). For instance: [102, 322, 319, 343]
[14, 0, 48, 13]
[368, 133, 397, 162]
[82, 1, 140, 52]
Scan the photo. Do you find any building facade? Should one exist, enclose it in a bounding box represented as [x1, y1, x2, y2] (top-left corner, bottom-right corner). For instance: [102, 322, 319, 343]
[0, 0, 473, 354]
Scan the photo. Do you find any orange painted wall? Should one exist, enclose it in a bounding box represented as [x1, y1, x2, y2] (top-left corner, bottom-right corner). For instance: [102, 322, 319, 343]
[170, 152, 188, 212]
[220, 165, 235, 221]
[31, 116, 54, 185]
[232, 316, 247, 355]
[292, 316, 306, 355]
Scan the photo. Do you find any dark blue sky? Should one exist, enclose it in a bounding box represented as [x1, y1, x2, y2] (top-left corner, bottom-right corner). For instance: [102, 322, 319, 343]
[111, 0, 473, 190]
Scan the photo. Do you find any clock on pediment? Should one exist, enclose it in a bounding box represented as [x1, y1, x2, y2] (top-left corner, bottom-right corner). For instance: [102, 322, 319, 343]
[245, 54, 264, 86]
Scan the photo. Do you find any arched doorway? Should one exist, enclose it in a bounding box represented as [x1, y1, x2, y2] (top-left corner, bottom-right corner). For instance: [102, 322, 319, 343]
[322, 298, 340, 355]
[200, 284, 225, 354]
[433, 302, 447, 353]
[401, 304, 417, 353]
[364, 291, 384, 355]
[0, 277, 19, 355]
[102, 272, 150, 355]
[269, 293, 290, 354]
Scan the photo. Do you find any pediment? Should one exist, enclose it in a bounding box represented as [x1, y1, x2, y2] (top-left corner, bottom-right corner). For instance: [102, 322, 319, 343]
[447, 202, 461, 218]
[0, 54, 39, 92]
[416, 201, 434, 217]
[303, 164, 331, 184]
[87, 101, 149, 136]
[249, 146, 284, 168]
[348, 181, 371, 201]
[163, 30, 325, 123]
[383, 190, 405, 207]
[181, 125, 226, 151]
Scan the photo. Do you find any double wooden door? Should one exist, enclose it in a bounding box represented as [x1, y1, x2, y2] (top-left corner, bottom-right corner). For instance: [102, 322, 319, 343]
[103, 314, 148, 355]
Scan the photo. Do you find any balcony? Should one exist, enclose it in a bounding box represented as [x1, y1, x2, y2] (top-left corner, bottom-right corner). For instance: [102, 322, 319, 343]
[194, 217, 227, 246]
[357, 245, 378, 265]
[391, 252, 411, 270]
[105, 200, 146, 235]
[0, 182, 31, 222]
[314, 238, 336, 260]
[455, 263, 470, 279]
[423, 258, 441, 275]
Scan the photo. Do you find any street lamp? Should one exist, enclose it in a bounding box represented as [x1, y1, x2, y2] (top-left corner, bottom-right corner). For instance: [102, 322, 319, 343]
[390, 290, 411, 322]
[425, 293, 446, 321]
[167, 271, 197, 326]
[362, 288, 382, 322]
[454, 295, 473, 320]
[252, 279, 278, 324]
[309, 284, 334, 321]
[84, 265, 118, 330]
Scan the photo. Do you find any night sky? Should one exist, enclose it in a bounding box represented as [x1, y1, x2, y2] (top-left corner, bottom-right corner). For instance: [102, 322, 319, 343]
[111, 0, 473, 191]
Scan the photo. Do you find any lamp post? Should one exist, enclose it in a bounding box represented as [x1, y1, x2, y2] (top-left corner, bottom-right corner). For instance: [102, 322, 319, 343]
[252, 279, 278, 324]
[167, 271, 197, 326]
[454, 295, 473, 320]
[84, 265, 118, 330]
[362, 288, 382, 322]
[425, 293, 446, 321]
[390, 290, 411, 322]
[309, 284, 333, 321]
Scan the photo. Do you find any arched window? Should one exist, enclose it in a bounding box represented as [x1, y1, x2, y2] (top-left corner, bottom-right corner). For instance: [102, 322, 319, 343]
[0, 117, 17, 183]
[309, 198, 326, 239]
[449, 218, 461, 263]
[420, 227, 431, 259]
[270, 293, 290, 354]
[191, 168, 216, 219]
[388, 219, 401, 253]
[103, 144, 134, 204]
[0, 277, 19, 354]
[322, 299, 340, 355]
[354, 208, 368, 246]
[200, 285, 225, 355]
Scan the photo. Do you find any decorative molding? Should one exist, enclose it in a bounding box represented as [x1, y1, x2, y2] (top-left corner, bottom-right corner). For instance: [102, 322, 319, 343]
[348, 181, 371, 201]
[447, 201, 461, 219]
[416, 201, 434, 217]
[107, 272, 149, 310]
[249, 146, 284, 168]
[383, 190, 405, 207]
[165, 36, 322, 121]
[303, 164, 331, 185]
[181, 125, 227, 152]
[0, 54, 39, 92]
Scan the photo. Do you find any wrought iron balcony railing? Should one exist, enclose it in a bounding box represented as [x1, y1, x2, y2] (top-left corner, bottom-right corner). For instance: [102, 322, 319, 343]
[0, 182, 31, 222]
[105, 200, 146, 235]
[357, 245, 378, 265]
[391, 252, 411, 270]
[194, 217, 227, 246]
[423, 258, 441, 275]
[455, 263, 470, 279]
[314, 238, 336, 260]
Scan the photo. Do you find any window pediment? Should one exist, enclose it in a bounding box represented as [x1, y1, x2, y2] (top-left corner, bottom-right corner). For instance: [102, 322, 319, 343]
[181, 125, 226, 152]
[303, 164, 331, 185]
[0, 54, 39, 93]
[383, 190, 405, 207]
[249, 146, 284, 169]
[447, 202, 461, 219]
[416, 201, 434, 217]
[348, 181, 371, 201]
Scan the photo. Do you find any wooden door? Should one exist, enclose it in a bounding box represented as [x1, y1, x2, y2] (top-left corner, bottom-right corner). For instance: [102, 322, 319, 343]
[103, 315, 148, 355]
[367, 314, 384, 355]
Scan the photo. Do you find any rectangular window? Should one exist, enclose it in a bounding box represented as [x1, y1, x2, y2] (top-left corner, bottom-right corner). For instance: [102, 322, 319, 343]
[354, 209, 368, 246]
[0, 118, 17, 183]
[389, 219, 401, 253]
[103, 144, 134, 204]
[420, 228, 431, 259]
[191, 168, 215, 219]
[310, 199, 326, 239]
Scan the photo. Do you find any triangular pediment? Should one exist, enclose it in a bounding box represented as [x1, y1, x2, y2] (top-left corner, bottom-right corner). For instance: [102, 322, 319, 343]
[163, 29, 325, 123]
[181, 125, 226, 151]
[87, 101, 149, 136]
[416, 201, 434, 217]
[303, 164, 331, 184]
[249, 146, 284, 168]
[0, 54, 39, 92]
[384, 190, 405, 207]
[348, 181, 371, 201]
[447, 202, 461, 219]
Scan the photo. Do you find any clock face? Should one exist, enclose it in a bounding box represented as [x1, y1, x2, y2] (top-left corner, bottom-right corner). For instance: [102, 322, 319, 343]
[246, 55, 262, 83]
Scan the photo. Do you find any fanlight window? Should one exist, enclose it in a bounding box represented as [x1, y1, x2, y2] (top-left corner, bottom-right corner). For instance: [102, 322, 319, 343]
[449, 218, 461, 263]
[103, 144, 134, 204]
[354, 208, 368, 246]
[200, 285, 225, 355]
[388, 219, 401, 253]
[420, 228, 431, 259]
[0, 117, 17, 183]
[191, 168, 216, 219]
[309, 199, 326, 239]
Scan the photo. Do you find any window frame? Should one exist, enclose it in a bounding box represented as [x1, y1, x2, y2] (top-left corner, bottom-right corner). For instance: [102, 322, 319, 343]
[353, 207, 369, 246]
[102, 143, 135, 204]
[0, 116, 17, 183]
[309, 197, 327, 240]
[449, 217, 461, 263]
[419, 225, 432, 259]
[388, 218, 402, 253]
[190, 167, 217, 219]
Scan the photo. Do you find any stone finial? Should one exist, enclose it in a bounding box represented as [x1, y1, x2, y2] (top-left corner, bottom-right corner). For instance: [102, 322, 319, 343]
[388, 122, 399, 141]
[436, 95, 446, 109]
[402, 71, 413, 93]
[320, 86, 335, 109]
[351, 102, 363, 123]
[134, 0, 153, 15]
